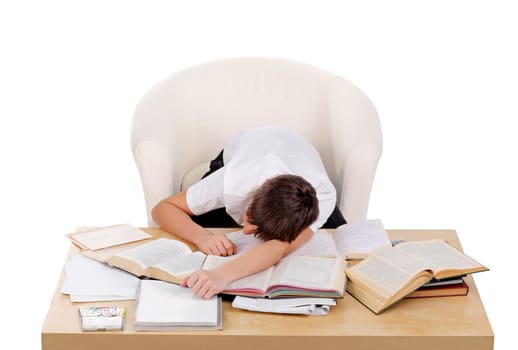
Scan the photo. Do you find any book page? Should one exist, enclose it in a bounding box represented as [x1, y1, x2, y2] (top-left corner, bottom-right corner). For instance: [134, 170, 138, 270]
[226, 231, 262, 253]
[348, 247, 429, 296]
[203, 255, 272, 292]
[153, 251, 206, 275]
[68, 224, 151, 250]
[289, 230, 338, 257]
[117, 238, 193, 269]
[268, 256, 340, 289]
[82, 239, 151, 263]
[226, 229, 338, 257]
[395, 240, 483, 273]
[334, 219, 391, 259]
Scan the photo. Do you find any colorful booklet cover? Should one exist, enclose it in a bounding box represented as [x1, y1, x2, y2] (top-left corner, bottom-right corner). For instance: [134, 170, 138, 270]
[78, 306, 126, 331]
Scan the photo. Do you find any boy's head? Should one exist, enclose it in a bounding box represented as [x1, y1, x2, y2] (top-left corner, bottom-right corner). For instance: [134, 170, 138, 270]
[245, 174, 319, 242]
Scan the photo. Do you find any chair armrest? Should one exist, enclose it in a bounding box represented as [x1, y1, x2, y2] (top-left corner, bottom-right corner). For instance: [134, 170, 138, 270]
[339, 142, 382, 222]
[327, 77, 383, 222]
[132, 140, 176, 226]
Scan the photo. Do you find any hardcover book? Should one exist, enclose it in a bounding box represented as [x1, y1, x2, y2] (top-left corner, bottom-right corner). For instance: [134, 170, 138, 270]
[345, 239, 487, 314]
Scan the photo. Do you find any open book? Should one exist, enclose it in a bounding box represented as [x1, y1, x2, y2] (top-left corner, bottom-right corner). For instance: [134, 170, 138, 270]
[105, 238, 210, 284]
[345, 239, 488, 314]
[104, 238, 346, 298]
[205, 254, 346, 298]
[227, 218, 391, 260]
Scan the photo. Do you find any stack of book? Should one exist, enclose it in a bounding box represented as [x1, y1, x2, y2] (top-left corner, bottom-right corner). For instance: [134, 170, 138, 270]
[406, 277, 469, 299]
[345, 239, 488, 314]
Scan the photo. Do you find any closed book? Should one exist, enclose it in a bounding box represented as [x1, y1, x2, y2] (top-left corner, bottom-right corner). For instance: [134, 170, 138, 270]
[406, 279, 469, 299]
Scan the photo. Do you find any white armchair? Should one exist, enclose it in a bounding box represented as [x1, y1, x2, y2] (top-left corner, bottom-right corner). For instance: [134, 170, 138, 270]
[131, 58, 382, 226]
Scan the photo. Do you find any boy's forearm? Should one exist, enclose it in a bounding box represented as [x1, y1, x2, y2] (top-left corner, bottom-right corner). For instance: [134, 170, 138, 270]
[152, 194, 236, 256]
[214, 240, 289, 283]
[152, 197, 210, 246]
[183, 228, 314, 298]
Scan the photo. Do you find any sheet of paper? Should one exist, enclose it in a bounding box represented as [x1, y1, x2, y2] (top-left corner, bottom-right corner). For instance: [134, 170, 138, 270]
[68, 224, 152, 250]
[70, 295, 135, 302]
[61, 255, 140, 300]
[334, 219, 391, 259]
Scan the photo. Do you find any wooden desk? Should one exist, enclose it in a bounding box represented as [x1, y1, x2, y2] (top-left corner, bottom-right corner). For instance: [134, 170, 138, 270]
[41, 229, 494, 350]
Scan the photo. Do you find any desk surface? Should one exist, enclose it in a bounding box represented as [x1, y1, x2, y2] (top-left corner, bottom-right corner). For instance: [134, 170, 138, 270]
[41, 229, 494, 350]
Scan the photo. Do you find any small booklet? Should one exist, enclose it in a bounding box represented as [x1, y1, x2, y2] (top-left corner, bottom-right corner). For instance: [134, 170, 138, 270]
[134, 280, 222, 331]
[95, 238, 346, 298]
[232, 296, 336, 315]
[78, 306, 126, 331]
[67, 224, 151, 250]
[345, 239, 488, 314]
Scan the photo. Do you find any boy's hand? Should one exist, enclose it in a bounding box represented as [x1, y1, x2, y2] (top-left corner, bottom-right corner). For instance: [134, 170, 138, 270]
[197, 232, 237, 256]
[181, 269, 230, 299]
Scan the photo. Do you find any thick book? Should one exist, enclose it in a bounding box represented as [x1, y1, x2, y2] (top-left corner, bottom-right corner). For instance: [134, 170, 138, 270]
[135, 280, 222, 331]
[102, 238, 347, 298]
[345, 239, 488, 314]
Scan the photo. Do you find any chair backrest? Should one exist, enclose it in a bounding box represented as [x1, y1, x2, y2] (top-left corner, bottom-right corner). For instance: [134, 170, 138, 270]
[132, 58, 382, 225]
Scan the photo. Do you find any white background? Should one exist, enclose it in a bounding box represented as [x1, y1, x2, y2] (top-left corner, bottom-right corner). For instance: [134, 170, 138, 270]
[1, 1, 516, 348]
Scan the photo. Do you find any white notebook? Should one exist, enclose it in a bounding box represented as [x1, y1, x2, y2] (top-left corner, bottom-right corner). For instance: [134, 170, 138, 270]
[135, 280, 222, 331]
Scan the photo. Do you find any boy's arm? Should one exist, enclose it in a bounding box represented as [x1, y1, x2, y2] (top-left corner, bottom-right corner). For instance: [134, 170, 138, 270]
[183, 228, 313, 298]
[151, 191, 236, 256]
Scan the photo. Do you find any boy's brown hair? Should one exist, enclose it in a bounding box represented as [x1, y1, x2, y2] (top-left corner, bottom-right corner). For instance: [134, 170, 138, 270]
[246, 174, 319, 242]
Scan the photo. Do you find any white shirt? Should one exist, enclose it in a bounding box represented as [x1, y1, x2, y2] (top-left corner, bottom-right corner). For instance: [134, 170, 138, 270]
[186, 126, 336, 233]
